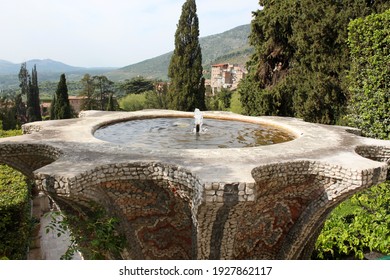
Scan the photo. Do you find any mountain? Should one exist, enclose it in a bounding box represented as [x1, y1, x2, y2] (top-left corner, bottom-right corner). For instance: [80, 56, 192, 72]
[107, 24, 253, 81]
[0, 24, 252, 88]
[0, 59, 116, 89]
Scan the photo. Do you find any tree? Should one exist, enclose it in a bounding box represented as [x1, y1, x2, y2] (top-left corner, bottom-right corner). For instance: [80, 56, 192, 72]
[346, 9, 390, 140]
[80, 74, 98, 110]
[18, 63, 29, 97]
[0, 94, 18, 130]
[17, 63, 29, 123]
[92, 75, 114, 111]
[119, 77, 154, 95]
[18, 63, 42, 123]
[106, 93, 118, 111]
[51, 74, 72, 119]
[313, 9, 390, 260]
[14, 93, 26, 125]
[167, 0, 206, 111]
[26, 65, 42, 122]
[49, 93, 56, 120]
[239, 0, 389, 124]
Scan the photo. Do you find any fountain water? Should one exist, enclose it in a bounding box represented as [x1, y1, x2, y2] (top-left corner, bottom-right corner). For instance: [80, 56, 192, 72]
[193, 108, 203, 134]
[93, 113, 294, 149]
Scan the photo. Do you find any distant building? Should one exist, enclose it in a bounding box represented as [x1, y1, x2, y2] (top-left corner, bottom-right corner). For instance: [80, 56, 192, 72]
[40, 96, 88, 117]
[68, 96, 87, 113]
[210, 63, 247, 94]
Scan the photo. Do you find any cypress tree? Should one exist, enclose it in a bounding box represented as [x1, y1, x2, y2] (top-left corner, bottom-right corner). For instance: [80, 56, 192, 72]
[17, 63, 29, 123]
[106, 93, 116, 111]
[167, 0, 205, 111]
[50, 94, 56, 120]
[26, 65, 42, 122]
[52, 74, 72, 119]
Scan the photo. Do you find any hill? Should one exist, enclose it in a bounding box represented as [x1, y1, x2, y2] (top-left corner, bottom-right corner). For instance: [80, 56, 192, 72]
[0, 24, 252, 88]
[107, 24, 253, 81]
[0, 59, 115, 89]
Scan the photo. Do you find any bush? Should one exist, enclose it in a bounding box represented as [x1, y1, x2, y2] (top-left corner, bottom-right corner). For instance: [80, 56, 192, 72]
[313, 183, 390, 259]
[0, 165, 31, 259]
[346, 9, 390, 139]
[0, 128, 30, 259]
[118, 94, 146, 111]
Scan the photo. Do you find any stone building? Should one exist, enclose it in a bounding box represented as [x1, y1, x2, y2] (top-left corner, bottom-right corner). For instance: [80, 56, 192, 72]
[210, 63, 247, 94]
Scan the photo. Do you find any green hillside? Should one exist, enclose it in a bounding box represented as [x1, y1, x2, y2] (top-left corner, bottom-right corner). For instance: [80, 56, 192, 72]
[107, 24, 252, 81]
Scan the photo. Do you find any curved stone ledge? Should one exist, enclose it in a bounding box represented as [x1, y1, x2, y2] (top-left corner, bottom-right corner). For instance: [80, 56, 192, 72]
[1, 109, 389, 259]
[0, 143, 62, 177]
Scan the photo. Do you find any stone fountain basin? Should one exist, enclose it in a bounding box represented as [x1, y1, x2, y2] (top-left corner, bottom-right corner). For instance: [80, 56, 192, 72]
[14, 109, 386, 183]
[1, 109, 389, 259]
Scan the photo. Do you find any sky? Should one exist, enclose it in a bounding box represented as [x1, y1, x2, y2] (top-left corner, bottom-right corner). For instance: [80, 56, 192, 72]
[1, 0, 260, 68]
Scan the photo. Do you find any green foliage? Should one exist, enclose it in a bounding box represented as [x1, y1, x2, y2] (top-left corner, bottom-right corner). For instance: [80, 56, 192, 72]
[0, 126, 22, 138]
[79, 74, 117, 111]
[206, 88, 233, 111]
[91, 75, 115, 111]
[106, 93, 119, 111]
[167, 0, 206, 111]
[118, 90, 168, 112]
[313, 183, 390, 260]
[45, 206, 127, 260]
[26, 65, 42, 122]
[346, 9, 390, 139]
[144, 90, 167, 109]
[0, 164, 31, 259]
[313, 7, 390, 260]
[0, 95, 19, 130]
[118, 76, 154, 95]
[51, 74, 72, 119]
[79, 74, 98, 110]
[118, 93, 146, 111]
[229, 91, 243, 114]
[239, 0, 388, 124]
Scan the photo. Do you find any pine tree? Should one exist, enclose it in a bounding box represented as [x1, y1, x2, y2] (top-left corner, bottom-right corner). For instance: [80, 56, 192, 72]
[26, 65, 42, 122]
[52, 74, 72, 119]
[167, 0, 205, 111]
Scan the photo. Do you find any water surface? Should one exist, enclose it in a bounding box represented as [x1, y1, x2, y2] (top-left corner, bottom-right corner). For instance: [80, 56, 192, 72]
[94, 118, 294, 149]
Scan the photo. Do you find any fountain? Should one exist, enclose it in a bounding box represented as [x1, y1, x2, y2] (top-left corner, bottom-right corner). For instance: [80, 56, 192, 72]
[93, 109, 294, 149]
[0, 109, 389, 260]
[193, 108, 203, 134]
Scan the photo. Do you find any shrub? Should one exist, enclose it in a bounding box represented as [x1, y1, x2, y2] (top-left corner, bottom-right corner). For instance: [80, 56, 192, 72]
[313, 183, 390, 259]
[346, 9, 390, 139]
[118, 94, 146, 111]
[0, 165, 31, 259]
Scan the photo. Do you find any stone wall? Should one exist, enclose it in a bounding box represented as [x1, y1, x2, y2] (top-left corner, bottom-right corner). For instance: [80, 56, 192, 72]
[34, 158, 389, 260]
[36, 162, 203, 259]
[0, 144, 61, 178]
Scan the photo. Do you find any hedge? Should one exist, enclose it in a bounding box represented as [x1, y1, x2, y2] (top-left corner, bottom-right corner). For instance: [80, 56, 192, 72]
[0, 165, 31, 259]
[0, 128, 31, 259]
